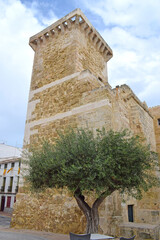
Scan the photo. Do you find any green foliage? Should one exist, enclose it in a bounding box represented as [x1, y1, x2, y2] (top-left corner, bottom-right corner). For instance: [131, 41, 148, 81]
[27, 128, 159, 199]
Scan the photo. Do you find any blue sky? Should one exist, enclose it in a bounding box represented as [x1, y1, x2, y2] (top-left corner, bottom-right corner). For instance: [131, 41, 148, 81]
[0, 0, 160, 147]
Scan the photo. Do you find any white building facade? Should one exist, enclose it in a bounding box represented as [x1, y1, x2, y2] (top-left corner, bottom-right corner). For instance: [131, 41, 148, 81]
[0, 144, 21, 213]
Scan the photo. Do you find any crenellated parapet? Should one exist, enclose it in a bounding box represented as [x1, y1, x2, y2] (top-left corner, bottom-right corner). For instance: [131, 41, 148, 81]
[29, 8, 113, 62]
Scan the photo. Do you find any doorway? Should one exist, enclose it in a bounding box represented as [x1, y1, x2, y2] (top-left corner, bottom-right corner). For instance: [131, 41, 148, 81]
[1, 196, 5, 211]
[128, 204, 134, 222]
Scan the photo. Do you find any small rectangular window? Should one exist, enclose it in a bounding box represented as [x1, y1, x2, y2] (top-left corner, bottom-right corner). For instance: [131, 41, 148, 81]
[8, 177, 13, 192]
[11, 162, 15, 168]
[4, 164, 7, 169]
[98, 77, 103, 82]
[3, 177, 6, 188]
[128, 205, 134, 222]
[10, 177, 13, 188]
[17, 176, 20, 184]
[1, 177, 6, 192]
[158, 119, 160, 126]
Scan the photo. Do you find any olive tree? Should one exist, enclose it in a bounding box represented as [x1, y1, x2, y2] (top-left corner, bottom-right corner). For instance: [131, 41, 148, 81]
[26, 128, 159, 233]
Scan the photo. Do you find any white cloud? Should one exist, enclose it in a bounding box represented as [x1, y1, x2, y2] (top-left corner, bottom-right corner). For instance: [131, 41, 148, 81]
[138, 80, 160, 107]
[81, 0, 160, 107]
[82, 0, 160, 36]
[0, 0, 58, 146]
[28, 0, 58, 26]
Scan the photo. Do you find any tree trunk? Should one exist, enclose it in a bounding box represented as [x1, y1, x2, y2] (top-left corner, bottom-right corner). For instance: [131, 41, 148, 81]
[86, 206, 99, 233]
[74, 191, 109, 233]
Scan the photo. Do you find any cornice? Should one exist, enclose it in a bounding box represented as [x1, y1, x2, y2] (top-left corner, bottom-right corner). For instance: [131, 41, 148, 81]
[29, 8, 113, 62]
[0, 157, 20, 164]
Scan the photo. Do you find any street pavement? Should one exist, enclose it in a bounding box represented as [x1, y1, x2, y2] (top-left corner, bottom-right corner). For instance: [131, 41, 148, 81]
[0, 231, 47, 240]
[0, 214, 69, 240]
[0, 215, 46, 239]
[0, 215, 11, 229]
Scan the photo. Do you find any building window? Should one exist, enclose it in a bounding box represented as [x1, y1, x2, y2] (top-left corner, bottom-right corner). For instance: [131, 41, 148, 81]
[8, 177, 13, 193]
[98, 77, 103, 82]
[15, 186, 19, 193]
[158, 118, 160, 126]
[11, 162, 15, 168]
[128, 205, 134, 222]
[1, 177, 6, 192]
[4, 163, 7, 169]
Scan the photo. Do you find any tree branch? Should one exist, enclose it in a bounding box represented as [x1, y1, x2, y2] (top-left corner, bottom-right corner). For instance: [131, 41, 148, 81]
[92, 188, 114, 209]
[74, 188, 91, 214]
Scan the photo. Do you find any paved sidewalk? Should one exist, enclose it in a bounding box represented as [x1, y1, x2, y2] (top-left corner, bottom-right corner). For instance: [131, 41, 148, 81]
[0, 216, 11, 229]
[0, 228, 69, 240]
[0, 214, 69, 240]
[0, 211, 12, 217]
[0, 213, 69, 240]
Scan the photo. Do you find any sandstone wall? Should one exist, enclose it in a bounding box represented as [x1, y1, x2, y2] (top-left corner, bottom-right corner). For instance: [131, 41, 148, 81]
[30, 26, 108, 92]
[11, 189, 86, 233]
[31, 29, 78, 90]
[19, 76, 159, 237]
[149, 105, 160, 158]
[113, 85, 160, 228]
[22, 71, 159, 236]
[114, 85, 156, 150]
[11, 189, 122, 236]
[24, 9, 112, 149]
[76, 28, 108, 83]
[24, 70, 103, 147]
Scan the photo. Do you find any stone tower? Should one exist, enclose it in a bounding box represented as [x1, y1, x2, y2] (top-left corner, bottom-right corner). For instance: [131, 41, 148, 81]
[24, 8, 113, 148]
[13, 9, 160, 240]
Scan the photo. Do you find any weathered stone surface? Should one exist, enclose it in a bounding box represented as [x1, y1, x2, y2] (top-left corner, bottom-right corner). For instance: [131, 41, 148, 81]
[149, 106, 160, 159]
[30, 26, 108, 92]
[11, 189, 86, 233]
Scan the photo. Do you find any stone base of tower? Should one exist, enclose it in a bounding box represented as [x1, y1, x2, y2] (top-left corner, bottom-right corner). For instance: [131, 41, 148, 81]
[11, 71, 160, 239]
[11, 189, 160, 240]
[11, 190, 122, 236]
[11, 189, 86, 233]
